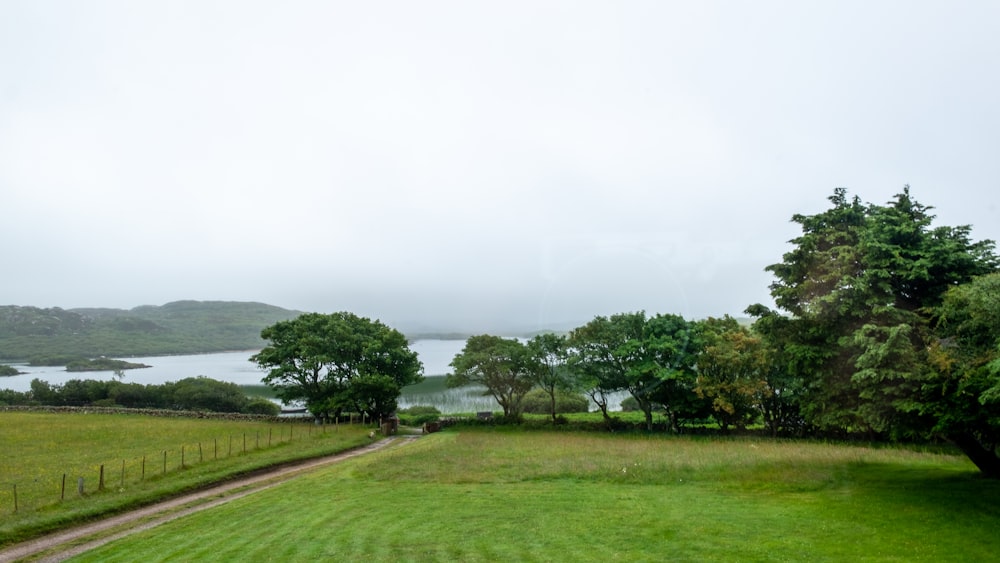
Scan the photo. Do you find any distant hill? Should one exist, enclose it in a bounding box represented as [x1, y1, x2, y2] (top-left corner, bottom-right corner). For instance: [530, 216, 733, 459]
[0, 301, 303, 361]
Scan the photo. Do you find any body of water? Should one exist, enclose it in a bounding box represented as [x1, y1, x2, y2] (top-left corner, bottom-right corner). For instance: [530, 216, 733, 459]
[0, 340, 467, 394]
[0, 339, 620, 413]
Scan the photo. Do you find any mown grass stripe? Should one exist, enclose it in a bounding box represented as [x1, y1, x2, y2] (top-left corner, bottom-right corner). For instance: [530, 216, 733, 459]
[68, 430, 1000, 562]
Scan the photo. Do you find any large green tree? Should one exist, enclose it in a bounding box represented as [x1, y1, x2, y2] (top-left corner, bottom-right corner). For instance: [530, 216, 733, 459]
[526, 333, 575, 424]
[929, 273, 1000, 476]
[752, 187, 999, 472]
[693, 317, 769, 432]
[448, 335, 535, 420]
[569, 312, 702, 432]
[251, 312, 422, 421]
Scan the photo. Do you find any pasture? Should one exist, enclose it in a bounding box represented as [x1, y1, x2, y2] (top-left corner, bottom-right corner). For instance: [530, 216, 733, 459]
[69, 428, 1000, 562]
[0, 411, 371, 545]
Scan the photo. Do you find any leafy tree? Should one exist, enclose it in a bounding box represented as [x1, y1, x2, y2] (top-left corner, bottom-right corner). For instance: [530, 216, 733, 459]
[753, 187, 999, 473]
[641, 314, 707, 432]
[60, 379, 114, 406]
[251, 312, 422, 421]
[929, 273, 1000, 476]
[526, 333, 576, 423]
[29, 379, 61, 405]
[567, 316, 629, 423]
[743, 304, 807, 436]
[110, 382, 168, 409]
[0, 388, 29, 405]
[569, 312, 702, 432]
[448, 335, 535, 420]
[346, 374, 402, 422]
[693, 317, 769, 432]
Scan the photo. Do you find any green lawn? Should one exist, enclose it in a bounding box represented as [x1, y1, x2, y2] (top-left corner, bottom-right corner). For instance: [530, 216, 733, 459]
[0, 412, 371, 545]
[71, 429, 1000, 562]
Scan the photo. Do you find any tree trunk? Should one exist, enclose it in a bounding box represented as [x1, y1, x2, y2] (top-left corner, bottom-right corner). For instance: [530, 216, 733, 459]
[950, 431, 1000, 478]
[588, 390, 611, 423]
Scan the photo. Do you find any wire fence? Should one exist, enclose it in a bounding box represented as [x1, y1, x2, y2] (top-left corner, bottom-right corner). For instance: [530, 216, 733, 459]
[0, 417, 375, 516]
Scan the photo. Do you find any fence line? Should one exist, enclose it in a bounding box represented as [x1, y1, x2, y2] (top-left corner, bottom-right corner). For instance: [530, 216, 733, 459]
[0, 418, 369, 515]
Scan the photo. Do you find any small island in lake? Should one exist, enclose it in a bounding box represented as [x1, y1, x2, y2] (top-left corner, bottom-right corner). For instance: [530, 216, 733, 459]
[65, 358, 152, 372]
[0, 364, 22, 376]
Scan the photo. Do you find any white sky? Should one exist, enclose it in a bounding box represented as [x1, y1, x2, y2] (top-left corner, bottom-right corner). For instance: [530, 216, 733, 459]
[2, 1, 998, 333]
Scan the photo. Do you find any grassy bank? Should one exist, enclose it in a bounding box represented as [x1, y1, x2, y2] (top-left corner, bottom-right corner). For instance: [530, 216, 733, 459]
[0, 412, 371, 546]
[71, 429, 999, 562]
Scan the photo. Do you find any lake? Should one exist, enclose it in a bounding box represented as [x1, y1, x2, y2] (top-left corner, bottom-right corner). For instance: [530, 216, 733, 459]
[0, 339, 619, 413]
[0, 339, 467, 394]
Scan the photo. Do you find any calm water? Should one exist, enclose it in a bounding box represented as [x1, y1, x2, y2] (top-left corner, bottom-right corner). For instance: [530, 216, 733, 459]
[0, 339, 467, 394]
[0, 339, 616, 413]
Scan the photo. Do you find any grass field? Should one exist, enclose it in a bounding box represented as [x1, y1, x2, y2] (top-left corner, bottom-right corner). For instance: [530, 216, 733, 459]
[0, 412, 371, 545]
[69, 428, 1000, 562]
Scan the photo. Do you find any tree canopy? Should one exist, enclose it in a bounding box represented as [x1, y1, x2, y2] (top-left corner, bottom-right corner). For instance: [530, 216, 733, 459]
[447, 334, 535, 420]
[750, 187, 1000, 475]
[251, 312, 422, 421]
[569, 312, 705, 431]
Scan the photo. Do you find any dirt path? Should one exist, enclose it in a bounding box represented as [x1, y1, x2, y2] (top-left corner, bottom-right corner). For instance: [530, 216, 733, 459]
[0, 436, 418, 563]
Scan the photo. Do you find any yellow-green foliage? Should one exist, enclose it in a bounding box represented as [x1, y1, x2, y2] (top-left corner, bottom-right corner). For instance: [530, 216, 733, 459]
[0, 412, 370, 545]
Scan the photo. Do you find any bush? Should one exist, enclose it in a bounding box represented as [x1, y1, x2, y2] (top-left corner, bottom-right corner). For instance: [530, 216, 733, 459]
[243, 397, 281, 416]
[521, 389, 590, 415]
[166, 377, 249, 412]
[620, 396, 667, 413]
[398, 405, 441, 426]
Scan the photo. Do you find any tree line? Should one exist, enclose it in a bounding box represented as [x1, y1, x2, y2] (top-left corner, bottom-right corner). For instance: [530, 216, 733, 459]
[0, 376, 280, 415]
[242, 187, 1000, 477]
[443, 187, 1000, 477]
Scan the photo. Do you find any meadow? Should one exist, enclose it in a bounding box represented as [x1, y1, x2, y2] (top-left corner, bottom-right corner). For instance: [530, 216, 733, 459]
[0, 411, 371, 545]
[68, 428, 1000, 562]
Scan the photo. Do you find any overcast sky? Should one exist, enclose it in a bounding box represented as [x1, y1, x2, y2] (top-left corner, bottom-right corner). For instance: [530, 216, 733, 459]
[2, 1, 998, 333]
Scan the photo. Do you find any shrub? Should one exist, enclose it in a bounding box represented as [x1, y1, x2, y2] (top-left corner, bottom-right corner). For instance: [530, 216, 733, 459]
[398, 406, 442, 427]
[620, 396, 666, 413]
[243, 397, 281, 416]
[167, 377, 249, 413]
[521, 389, 590, 415]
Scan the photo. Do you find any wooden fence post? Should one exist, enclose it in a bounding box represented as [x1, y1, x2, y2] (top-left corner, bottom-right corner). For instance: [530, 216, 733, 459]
[181, 446, 185, 468]
[162, 450, 167, 474]
[121, 459, 126, 488]
[77, 477, 84, 496]
[199, 442, 203, 463]
[142, 456, 146, 480]
[61, 473, 66, 501]
[99, 464, 105, 491]
[13, 484, 17, 513]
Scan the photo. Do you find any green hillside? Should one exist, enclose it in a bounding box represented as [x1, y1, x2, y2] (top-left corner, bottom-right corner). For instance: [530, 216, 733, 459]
[0, 301, 303, 361]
